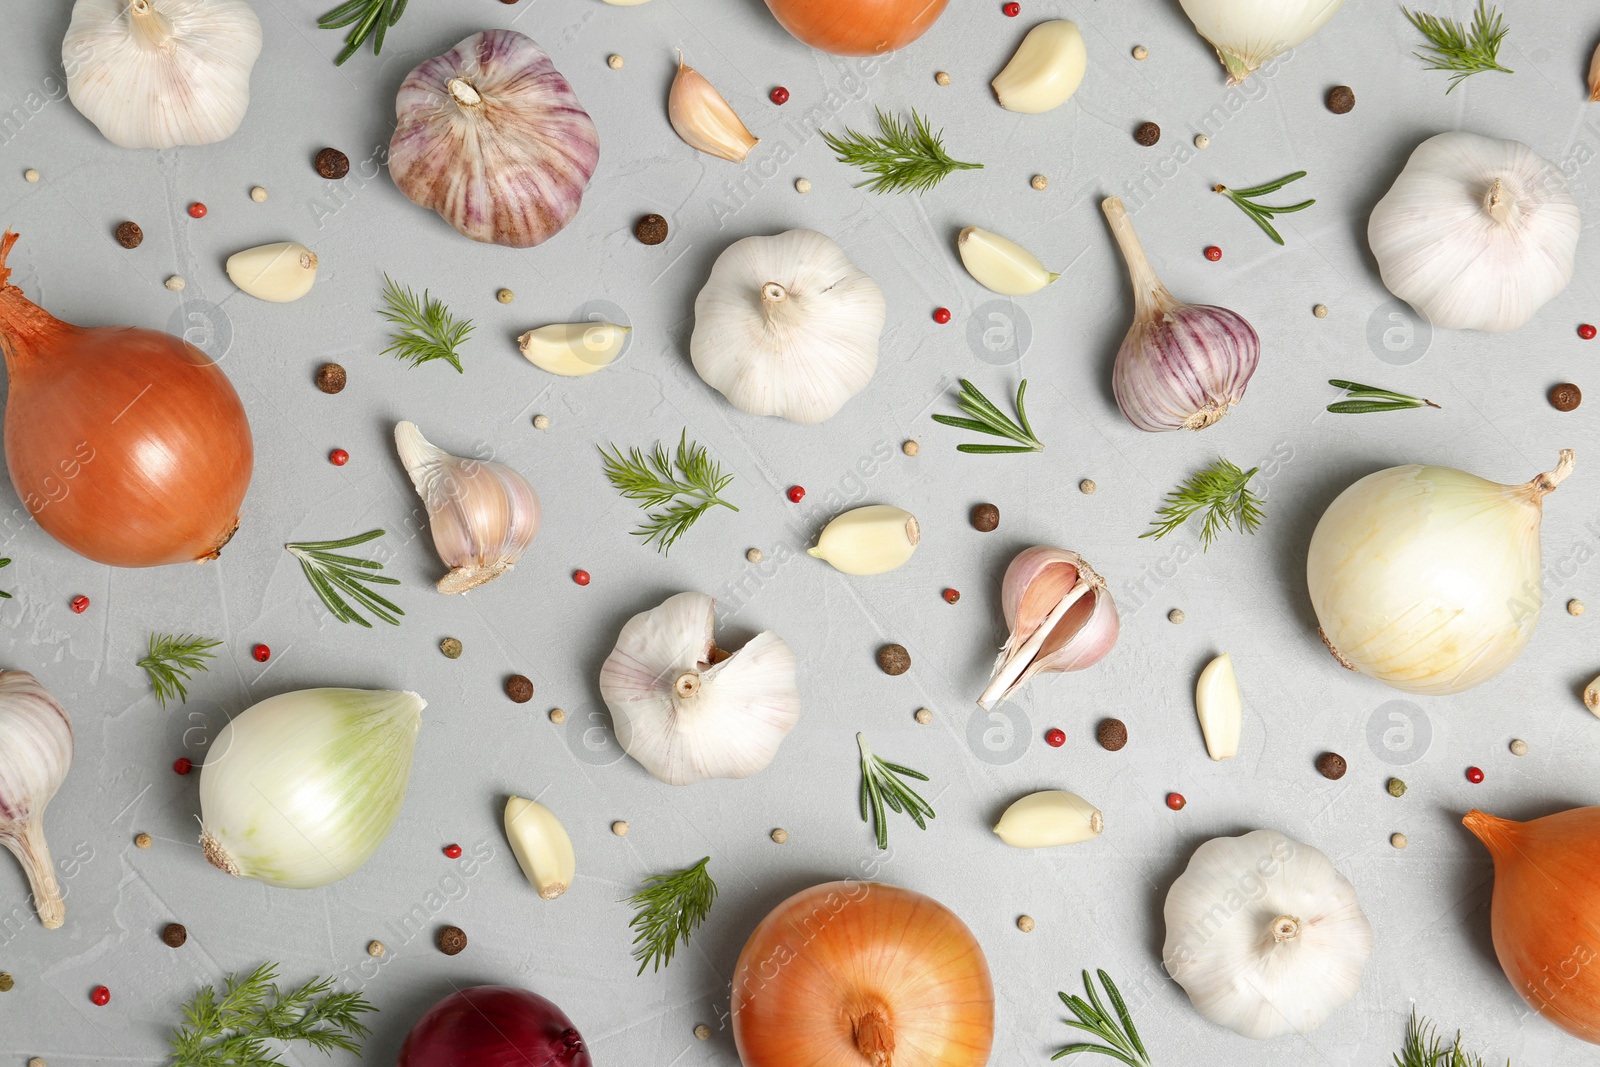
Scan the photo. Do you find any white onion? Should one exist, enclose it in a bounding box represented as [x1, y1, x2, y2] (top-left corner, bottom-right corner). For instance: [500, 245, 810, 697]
[1177, 0, 1346, 84]
[1306, 451, 1572, 695]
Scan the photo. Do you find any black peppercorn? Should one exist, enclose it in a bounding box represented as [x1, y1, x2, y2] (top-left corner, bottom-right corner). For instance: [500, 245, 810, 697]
[1326, 86, 1355, 114]
[1134, 121, 1161, 146]
[315, 147, 350, 180]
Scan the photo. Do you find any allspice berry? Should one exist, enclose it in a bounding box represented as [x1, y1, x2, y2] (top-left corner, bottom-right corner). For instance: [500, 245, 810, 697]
[505, 674, 534, 703]
[1134, 121, 1161, 146]
[315, 362, 347, 394]
[876, 644, 911, 676]
[114, 221, 143, 249]
[970, 503, 1000, 532]
[161, 923, 188, 948]
[315, 147, 351, 179]
[436, 925, 468, 955]
[635, 213, 669, 245]
[1326, 85, 1355, 114]
[1316, 752, 1348, 780]
[1097, 718, 1128, 752]
[1550, 383, 1582, 411]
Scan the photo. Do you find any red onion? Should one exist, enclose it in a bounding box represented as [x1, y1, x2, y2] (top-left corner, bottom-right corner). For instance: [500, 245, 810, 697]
[398, 986, 592, 1067]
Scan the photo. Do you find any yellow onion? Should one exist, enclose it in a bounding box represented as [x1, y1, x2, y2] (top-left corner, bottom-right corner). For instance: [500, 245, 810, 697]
[732, 881, 993, 1067]
[1306, 450, 1572, 695]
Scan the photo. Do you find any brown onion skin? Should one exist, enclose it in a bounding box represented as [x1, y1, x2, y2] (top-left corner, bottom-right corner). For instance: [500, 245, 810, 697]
[0, 233, 253, 567]
[1465, 807, 1600, 1044]
[732, 880, 994, 1067]
[763, 0, 948, 55]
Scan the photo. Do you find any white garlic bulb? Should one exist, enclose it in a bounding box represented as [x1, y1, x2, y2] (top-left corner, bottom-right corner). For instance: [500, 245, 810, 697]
[692, 230, 885, 424]
[1369, 132, 1580, 333]
[64, 0, 262, 149]
[394, 422, 541, 594]
[598, 592, 800, 785]
[1164, 829, 1372, 1040]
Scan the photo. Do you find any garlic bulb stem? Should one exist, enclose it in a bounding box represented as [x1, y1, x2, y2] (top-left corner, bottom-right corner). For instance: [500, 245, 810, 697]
[448, 78, 481, 107]
[1271, 915, 1301, 942]
[6, 826, 63, 929]
[1484, 178, 1512, 225]
[978, 579, 1089, 709]
[762, 282, 787, 304]
[675, 671, 701, 698]
[129, 0, 173, 49]
[1104, 196, 1178, 318]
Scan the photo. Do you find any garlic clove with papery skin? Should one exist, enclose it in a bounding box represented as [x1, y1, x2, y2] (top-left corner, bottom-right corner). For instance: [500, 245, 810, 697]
[669, 55, 759, 163]
[64, 0, 263, 149]
[394, 422, 541, 594]
[504, 796, 575, 900]
[957, 227, 1059, 295]
[991, 20, 1088, 114]
[598, 592, 800, 785]
[226, 243, 318, 303]
[978, 546, 1118, 710]
[518, 323, 630, 376]
[807, 505, 920, 575]
[993, 790, 1102, 848]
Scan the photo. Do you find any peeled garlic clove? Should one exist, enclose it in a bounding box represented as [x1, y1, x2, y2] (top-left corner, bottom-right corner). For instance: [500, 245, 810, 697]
[504, 795, 575, 899]
[394, 422, 541, 594]
[599, 592, 800, 785]
[1195, 653, 1241, 761]
[979, 546, 1118, 710]
[225, 242, 318, 303]
[992, 20, 1087, 114]
[994, 790, 1103, 848]
[808, 505, 919, 575]
[669, 55, 758, 163]
[957, 226, 1058, 296]
[1582, 676, 1600, 717]
[518, 323, 630, 376]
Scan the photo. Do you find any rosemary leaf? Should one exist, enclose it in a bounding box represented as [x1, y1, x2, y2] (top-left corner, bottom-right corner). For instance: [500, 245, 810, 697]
[823, 109, 983, 194]
[932, 379, 1044, 452]
[599, 431, 738, 554]
[138, 634, 223, 708]
[627, 857, 716, 975]
[1402, 1, 1512, 93]
[167, 962, 377, 1067]
[285, 530, 402, 628]
[856, 732, 934, 850]
[1142, 458, 1263, 550]
[1214, 172, 1314, 245]
[319, 0, 409, 65]
[0, 556, 10, 599]
[1327, 378, 1438, 413]
[1052, 970, 1154, 1065]
[379, 276, 472, 372]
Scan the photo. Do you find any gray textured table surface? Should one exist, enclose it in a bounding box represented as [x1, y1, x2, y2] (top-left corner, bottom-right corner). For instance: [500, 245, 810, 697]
[3, 0, 1600, 1064]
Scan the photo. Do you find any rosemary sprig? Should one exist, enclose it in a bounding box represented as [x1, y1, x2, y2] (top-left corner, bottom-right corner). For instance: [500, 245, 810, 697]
[856, 732, 934, 850]
[317, 0, 408, 66]
[931, 378, 1044, 454]
[1213, 171, 1315, 245]
[167, 962, 377, 1067]
[1328, 378, 1440, 414]
[1052, 970, 1153, 1067]
[0, 557, 11, 599]
[599, 431, 739, 554]
[1394, 1008, 1510, 1067]
[822, 108, 983, 194]
[1402, 1, 1512, 93]
[627, 857, 716, 975]
[379, 275, 472, 373]
[285, 530, 402, 628]
[138, 633, 223, 708]
[1142, 458, 1263, 550]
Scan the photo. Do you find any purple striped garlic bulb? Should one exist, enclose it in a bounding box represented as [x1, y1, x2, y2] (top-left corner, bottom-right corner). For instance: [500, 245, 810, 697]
[1101, 197, 1259, 432]
[390, 30, 600, 248]
[978, 546, 1118, 710]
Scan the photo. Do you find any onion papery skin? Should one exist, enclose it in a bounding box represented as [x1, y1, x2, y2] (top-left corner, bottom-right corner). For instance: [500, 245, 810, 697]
[763, 0, 948, 56]
[398, 986, 593, 1067]
[0, 232, 253, 567]
[1306, 454, 1567, 695]
[1465, 807, 1600, 1044]
[732, 880, 994, 1067]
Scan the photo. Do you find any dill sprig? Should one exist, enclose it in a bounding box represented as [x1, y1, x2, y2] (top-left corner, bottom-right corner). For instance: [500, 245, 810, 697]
[856, 732, 934, 851]
[285, 530, 402, 628]
[167, 962, 377, 1067]
[1213, 172, 1315, 245]
[1402, 1, 1512, 93]
[1394, 1008, 1509, 1067]
[1052, 970, 1153, 1066]
[822, 108, 983, 194]
[1328, 378, 1440, 414]
[627, 857, 716, 975]
[317, 0, 408, 66]
[138, 634, 223, 708]
[931, 378, 1044, 454]
[1142, 458, 1263, 550]
[599, 431, 738, 554]
[379, 275, 472, 373]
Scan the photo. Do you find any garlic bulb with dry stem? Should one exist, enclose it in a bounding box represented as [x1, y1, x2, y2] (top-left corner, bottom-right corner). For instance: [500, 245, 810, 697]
[64, 0, 263, 149]
[979, 546, 1118, 710]
[1102, 197, 1259, 431]
[395, 422, 540, 594]
[390, 31, 599, 248]
[669, 55, 758, 163]
[599, 592, 800, 785]
[692, 229, 885, 424]
[1368, 132, 1579, 333]
[0, 671, 72, 930]
[1164, 829, 1371, 1039]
